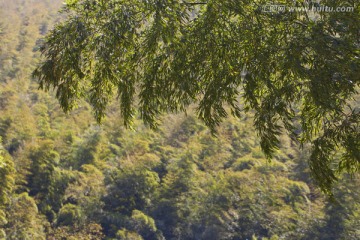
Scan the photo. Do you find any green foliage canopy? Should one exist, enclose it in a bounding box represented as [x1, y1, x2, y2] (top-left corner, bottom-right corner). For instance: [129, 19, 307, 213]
[0, 138, 14, 238]
[33, 0, 360, 193]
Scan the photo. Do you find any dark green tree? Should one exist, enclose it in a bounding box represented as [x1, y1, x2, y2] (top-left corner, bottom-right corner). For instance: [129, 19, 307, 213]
[28, 140, 62, 221]
[103, 168, 160, 215]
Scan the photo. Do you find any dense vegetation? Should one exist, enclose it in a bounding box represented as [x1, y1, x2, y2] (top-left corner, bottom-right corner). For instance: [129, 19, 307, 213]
[0, 0, 359, 239]
[33, 0, 360, 193]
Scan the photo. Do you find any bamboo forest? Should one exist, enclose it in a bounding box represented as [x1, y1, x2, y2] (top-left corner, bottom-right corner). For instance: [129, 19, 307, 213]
[0, 0, 359, 239]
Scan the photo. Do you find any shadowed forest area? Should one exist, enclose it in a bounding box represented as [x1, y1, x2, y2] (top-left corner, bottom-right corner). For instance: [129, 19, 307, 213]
[0, 0, 359, 239]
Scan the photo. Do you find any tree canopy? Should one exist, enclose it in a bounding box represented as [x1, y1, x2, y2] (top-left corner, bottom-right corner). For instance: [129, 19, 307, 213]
[33, 0, 360, 193]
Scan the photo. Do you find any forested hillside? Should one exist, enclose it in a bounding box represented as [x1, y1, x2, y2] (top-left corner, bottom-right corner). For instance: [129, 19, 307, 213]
[0, 0, 359, 239]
